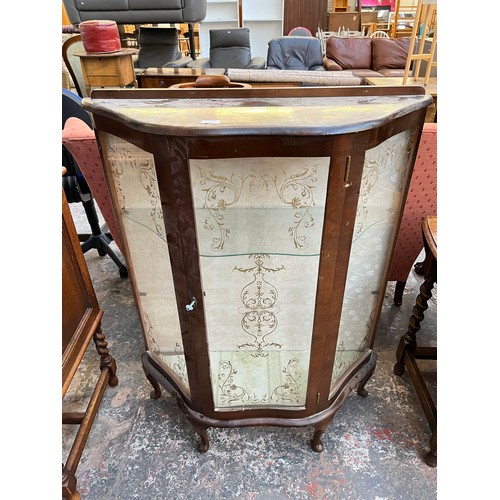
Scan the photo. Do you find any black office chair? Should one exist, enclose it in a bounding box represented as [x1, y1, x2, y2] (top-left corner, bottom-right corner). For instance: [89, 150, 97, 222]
[266, 36, 326, 71]
[134, 27, 193, 71]
[187, 28, 265, 70]
[62, 89, 128, 278]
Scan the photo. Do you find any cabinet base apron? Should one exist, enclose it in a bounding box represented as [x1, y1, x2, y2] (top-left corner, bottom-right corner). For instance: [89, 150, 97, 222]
[141, 349, 377, 453]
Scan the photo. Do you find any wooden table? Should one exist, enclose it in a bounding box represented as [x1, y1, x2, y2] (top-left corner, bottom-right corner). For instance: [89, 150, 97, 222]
[365, 77, 437, 122]
[394, 215, 437, 467]
[75, 48, 138, 95]
[137, 67, 226, 88]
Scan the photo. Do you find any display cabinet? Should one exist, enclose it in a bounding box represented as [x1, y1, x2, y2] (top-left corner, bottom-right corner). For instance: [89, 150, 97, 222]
[83, 85, 431, 452]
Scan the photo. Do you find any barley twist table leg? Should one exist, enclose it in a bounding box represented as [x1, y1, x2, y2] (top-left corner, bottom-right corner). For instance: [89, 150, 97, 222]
[93, 326, 118, 386]
[394, 275, 435, 376]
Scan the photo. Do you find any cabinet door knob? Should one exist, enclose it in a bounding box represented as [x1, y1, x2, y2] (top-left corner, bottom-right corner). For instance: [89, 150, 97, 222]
[185, 297, 197, 312]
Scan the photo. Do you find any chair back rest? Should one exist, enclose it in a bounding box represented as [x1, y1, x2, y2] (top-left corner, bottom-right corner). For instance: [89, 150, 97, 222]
[62, 89, 93, 202]
[371, 30, 389, 38]
[267, 37, 324, 71]
[62, 89, 92, 131]
[62, 116, 125, 254]
[388, 122, 437, 282]
[209, 28, 252, 69]
[136, 27, 182, 68]
[62, 34, 88, 98]
[288, 27, 313, 36]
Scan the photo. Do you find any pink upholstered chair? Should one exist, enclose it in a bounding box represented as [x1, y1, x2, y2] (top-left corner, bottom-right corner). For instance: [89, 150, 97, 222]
[388, 122, 437, 305]
[62, 117, 125, 257]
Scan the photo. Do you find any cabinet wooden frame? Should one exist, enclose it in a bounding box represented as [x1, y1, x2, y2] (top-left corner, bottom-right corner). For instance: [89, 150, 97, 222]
[84, 86, 431, 452]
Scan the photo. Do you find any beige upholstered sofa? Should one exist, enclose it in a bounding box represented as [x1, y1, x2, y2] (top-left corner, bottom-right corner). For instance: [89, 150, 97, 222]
[227, 68, 363, 86]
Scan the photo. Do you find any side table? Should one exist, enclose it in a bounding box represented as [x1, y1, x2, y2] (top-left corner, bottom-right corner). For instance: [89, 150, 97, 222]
[365, 77, 437, 123]
[393, 215, 437, 467]
[75, 48, 138, 95]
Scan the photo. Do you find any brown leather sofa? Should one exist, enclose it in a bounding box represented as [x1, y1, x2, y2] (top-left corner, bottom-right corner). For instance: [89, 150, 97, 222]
[323, 36, 412, 82]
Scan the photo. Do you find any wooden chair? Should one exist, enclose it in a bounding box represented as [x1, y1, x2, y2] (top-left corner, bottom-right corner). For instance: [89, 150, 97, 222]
[62, 34, 87, 98]
[402, 0, 437, 85]
[62, 169, 119, 499]
[316, 27, 333, 56]
[370, 30, 390, 38]
[62, 89, 128, 278]
[361, 22, 377, 36]
[394, 215, 437, 467]
[387, 123, 437, 305]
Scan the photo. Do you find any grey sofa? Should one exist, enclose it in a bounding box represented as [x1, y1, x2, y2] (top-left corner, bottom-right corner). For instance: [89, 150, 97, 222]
[62, 0, 207, 58]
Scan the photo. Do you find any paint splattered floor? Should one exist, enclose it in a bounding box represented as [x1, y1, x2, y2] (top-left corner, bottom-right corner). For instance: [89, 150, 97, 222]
[63, 203, 437, 499]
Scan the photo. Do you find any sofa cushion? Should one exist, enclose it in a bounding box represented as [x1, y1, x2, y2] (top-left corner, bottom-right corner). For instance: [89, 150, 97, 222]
[325, 37, 372, 70]
[323, 57, 342, 71]
[371, 37, 411, 71]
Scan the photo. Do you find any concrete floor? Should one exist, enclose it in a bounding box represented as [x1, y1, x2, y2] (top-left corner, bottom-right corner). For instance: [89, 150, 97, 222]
[63, 201, 437, 500]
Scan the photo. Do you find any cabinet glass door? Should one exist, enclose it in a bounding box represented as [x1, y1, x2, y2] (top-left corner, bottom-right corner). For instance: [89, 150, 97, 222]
[189, 157, 330, 410]
[101, 132, 190, 394]
[330, 130, 413, 394]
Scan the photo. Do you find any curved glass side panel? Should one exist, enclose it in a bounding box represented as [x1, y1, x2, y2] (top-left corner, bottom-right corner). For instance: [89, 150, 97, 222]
[189, 157, 330, 410]
[101, 133, 190, 394]
[330, 130, 413, 394]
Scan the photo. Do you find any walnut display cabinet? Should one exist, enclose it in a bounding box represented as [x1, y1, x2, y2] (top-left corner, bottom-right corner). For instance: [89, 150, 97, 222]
[83, 86, 431, 452]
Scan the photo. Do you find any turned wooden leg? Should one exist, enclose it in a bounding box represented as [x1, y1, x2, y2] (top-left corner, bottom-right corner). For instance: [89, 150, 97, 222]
[311, 427, 326, 453]
[140, 352, 163, 399]
[356, 358, 376, 397]
[93, 326, 118, 387]
[196, 427, 210, 453]
[394, 275, 435, 376]
[414, 260, 425, 275]
[393, 280, 406, 306]
[311, 417, 334, 453]
[425, 429, 437, 467]
[142, 367, 162, 400]
[62, 464, 80, 500]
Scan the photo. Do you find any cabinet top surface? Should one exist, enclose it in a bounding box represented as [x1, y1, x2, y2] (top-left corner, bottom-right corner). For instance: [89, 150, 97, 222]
[83, 87, 431, 136]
